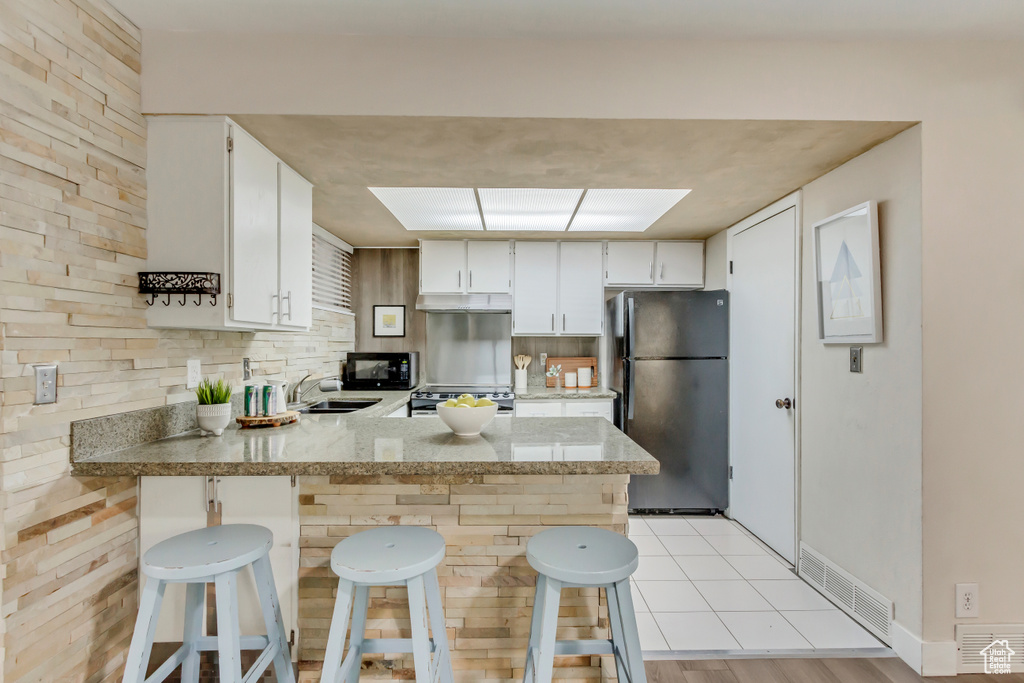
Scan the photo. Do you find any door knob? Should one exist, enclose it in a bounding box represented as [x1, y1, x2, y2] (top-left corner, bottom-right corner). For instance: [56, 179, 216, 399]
[775, 398, 793, 410]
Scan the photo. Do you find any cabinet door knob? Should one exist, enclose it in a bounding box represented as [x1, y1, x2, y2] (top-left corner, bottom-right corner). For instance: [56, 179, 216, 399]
[775, 398, 793, 410]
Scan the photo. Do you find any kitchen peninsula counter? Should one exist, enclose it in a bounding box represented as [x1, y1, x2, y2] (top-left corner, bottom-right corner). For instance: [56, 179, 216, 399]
[71, 414, 658, 477]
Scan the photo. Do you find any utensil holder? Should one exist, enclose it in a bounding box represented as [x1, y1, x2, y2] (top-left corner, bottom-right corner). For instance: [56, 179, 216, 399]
[515, 369, 528, 392]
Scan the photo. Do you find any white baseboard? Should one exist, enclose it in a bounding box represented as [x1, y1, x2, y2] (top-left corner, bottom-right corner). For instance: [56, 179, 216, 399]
[889, 621, 958, 676]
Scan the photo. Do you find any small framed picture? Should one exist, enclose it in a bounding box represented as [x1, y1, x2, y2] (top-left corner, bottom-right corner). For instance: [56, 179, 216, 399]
[813, 200, 883, 344]
[373, 305, 406, 337]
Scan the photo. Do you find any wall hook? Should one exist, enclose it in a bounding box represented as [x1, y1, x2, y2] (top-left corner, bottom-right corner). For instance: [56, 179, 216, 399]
[210, 294, 217, 306]
[164, 293, 171, 306]
[146, 293, 157, 306]
[194, 293, 203, 306]
[180, 293, 187, 306]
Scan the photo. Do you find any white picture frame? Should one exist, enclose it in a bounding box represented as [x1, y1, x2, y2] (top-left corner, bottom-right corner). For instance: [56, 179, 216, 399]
[812, 200, 883, 344]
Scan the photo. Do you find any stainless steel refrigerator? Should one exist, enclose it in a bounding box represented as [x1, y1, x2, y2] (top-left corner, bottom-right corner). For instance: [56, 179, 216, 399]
[607, 290, 729, 512]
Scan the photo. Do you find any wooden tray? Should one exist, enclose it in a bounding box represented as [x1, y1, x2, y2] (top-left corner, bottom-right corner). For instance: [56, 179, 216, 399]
[545, 357, 599, 388]
[236, 411, 300, 429]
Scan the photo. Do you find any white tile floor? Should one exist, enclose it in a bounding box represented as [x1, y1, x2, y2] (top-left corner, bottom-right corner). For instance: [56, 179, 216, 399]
[628, 515, 885, 653]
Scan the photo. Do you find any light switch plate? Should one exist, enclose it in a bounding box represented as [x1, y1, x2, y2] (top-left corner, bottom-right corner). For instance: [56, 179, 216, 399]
[187, 359, 201, 389]
[850, 346, 863, 373]
[34, 364, 57, 404]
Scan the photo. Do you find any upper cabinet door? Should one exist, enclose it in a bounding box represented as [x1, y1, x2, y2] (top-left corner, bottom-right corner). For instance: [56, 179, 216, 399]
[513, 242, 559, 335]
[559, 242, 604, 335]
[420, 240, 467, 294]
[278, 164, 314, 328]
[467, 241, 511, 293]
[656, 241, 705, 288]
[606, 241, 655, 285]
[231, 128, 280, 325]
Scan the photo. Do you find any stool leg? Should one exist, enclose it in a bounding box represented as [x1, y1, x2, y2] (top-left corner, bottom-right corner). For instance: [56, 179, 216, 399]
[252, 554, 296, 683]
[604, 584, 630, 683]
[523, 574, 547, 683]
[123, 577, 166, 683]
[611, 579, 647, 683]
[407, 574, 432, 682]
[322, 578, 355, 683]
[344, 585, 369, 683]
[180, 582, 205, 683]
[532, 576, 562, 683]
[424, 568, 454, 683]
[214, 570, 243, 683]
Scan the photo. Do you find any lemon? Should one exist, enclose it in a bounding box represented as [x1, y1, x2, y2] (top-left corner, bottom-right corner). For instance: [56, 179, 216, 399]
[458, 393, 474, 400]
[457, 397, 477, 407]
[475, 398, 495, 407]
[443, 399, 458, 407]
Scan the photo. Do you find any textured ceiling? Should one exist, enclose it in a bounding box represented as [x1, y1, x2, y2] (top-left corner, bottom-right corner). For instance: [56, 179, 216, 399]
[228, 116, 914, 247]
[111, 0, 1024, 39]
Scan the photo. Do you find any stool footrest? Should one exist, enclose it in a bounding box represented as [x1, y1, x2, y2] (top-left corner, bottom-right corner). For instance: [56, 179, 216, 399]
[241, 641, 280, 683]
[354, 637, 437, 655]
[194, 635, 270, 652]
[553, 638, 615, 656]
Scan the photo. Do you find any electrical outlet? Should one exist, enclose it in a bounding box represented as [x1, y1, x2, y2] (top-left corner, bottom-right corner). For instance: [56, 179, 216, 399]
[540, 352, 548, 367]
[186, 359, 201, 390]
[956, 583, 980, 618]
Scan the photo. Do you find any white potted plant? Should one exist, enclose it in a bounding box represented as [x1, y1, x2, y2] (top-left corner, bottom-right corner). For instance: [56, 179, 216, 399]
[196, 377, 232, 436]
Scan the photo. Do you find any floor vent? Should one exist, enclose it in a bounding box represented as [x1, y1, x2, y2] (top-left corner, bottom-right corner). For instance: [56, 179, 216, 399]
[956, 624, 1024, 673]
[798, 542, 893, 644]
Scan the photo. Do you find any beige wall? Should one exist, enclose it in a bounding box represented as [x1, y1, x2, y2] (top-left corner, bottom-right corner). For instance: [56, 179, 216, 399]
[131, 33, 1024, 655]
[800, 126, 923, 636]
[0, 2, 355, 680]
[704, 230, 728, 291]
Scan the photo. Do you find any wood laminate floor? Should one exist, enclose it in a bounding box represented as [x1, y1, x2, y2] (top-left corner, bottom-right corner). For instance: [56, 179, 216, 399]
[645, 658, 1024, 683]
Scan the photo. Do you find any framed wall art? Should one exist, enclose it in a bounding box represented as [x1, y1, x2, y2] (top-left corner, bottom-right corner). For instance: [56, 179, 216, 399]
[813, 200, 883, 344]
[373, 305, 406, 338]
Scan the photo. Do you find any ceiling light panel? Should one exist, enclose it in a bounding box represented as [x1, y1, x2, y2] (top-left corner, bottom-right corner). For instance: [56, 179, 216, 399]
[478, 188, 583, 231]
[369, 187, 483, 231]
[568, 189, 691, 232]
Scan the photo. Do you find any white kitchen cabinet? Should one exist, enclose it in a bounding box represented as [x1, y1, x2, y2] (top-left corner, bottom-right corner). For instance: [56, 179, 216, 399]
[655, 241, 704, 288]
[145, 116, 313, 332]
[139, 476, 299, 652]
[513, 242, 559, 335]
[605, 241, 655, 285]
[420, 240, 511, 294]
[467, 241, 512, 293]
[515, 398, 614, 422]
[278, 165, 314, 328]
[420, 240, 467, 293]
[558, 242, 604, 335]
[386, 404, 410, 418]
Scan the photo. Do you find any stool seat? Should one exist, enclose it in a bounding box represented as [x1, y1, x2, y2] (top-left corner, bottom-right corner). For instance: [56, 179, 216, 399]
[526, 527, 638, 585]
[143, 524, 272, 582]
[330, 526, 445, 584]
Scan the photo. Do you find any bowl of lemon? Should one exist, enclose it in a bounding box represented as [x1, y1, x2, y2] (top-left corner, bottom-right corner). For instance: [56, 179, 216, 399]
[435, 394, 499, 436]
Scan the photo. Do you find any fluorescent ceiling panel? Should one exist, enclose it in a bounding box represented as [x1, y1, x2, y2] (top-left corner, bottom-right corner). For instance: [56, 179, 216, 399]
[369, 187, 483, 231]
[478, 188, 583, 231]
[568, 189, 691, 232]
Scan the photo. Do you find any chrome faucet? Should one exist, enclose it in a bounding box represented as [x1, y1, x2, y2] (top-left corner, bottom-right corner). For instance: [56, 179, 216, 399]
[289, 374, 342, 404]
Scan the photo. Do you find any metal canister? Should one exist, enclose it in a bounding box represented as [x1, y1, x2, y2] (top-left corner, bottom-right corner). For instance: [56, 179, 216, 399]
[244, 385, 259, 417]
[262, 384, 274, 417]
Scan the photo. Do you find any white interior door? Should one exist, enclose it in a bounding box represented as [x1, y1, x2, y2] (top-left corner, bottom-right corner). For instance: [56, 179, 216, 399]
[729, 206, 797, 563]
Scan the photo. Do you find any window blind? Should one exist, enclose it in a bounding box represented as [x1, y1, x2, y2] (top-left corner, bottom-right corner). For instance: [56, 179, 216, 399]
[312, 230, 353, 313]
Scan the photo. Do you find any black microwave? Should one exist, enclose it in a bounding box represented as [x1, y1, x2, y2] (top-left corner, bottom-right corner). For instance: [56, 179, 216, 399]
[343, 352, 419, 390]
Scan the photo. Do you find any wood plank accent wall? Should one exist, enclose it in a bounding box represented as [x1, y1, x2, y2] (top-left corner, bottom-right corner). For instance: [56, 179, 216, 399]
[512, 337, 600, 386]
[296, 474, 629, 682]
[0, 2, 355, 680]
[351, 248, 426, 363]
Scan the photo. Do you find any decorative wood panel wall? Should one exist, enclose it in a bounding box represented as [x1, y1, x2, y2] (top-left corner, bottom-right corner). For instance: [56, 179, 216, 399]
[0, 2, 355, 680]
[351, 248, 426, 361]
[511, 338, 600, 386]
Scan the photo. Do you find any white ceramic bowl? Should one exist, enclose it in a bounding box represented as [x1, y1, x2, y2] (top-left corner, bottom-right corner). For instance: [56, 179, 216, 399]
[436, 404, 499, 436]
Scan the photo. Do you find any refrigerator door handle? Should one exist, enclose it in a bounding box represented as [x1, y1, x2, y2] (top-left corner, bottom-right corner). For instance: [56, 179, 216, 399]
[625, 359, 635, 421]
[626, 296, 635, 358]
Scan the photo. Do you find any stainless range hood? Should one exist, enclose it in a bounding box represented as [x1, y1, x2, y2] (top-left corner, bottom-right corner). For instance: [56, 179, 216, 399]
[415, 293, 513, 312]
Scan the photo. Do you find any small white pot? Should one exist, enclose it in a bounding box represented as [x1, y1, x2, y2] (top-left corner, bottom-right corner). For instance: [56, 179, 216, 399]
[197, 402, 232, 436]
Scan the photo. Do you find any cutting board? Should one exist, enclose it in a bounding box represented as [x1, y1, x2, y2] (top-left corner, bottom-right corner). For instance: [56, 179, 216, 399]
[545, 357, 599, 388]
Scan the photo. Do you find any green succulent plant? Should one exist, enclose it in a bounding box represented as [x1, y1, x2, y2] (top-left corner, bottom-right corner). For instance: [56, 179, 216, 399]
[195, 377, 232, 405]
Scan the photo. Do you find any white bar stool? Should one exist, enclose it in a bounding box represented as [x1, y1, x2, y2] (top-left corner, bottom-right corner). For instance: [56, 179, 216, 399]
[123, 524, 295, 683]
[522, 527, 647, 683]
[321, 526, 454, 683]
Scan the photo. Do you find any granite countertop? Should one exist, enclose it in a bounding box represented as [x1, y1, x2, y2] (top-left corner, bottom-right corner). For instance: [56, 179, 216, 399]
[515, 385, 617, 400]
[71, 414, 659, 477]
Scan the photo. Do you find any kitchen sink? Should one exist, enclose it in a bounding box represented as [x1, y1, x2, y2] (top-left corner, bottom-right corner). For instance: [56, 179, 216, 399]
[298, 399, 382, 414]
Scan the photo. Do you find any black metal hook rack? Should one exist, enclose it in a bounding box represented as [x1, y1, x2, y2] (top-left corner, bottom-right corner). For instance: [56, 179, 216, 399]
[139, 272, 221, 307]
